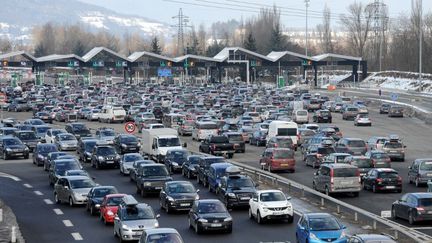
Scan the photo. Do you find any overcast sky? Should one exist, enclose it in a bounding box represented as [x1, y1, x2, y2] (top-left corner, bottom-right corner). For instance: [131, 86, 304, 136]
[79, 0, 431, 29]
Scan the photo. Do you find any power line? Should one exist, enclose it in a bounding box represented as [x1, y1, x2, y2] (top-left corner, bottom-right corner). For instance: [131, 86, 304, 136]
[171, 8, 192, 55]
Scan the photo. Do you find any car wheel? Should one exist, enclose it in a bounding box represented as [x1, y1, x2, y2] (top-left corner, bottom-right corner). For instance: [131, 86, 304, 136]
[90, 205, 96, 216]
[188, 217, 193, 229]
[54, 193, 60, 204]
[194, 222, 201, 234]
[409, 211, 415, 225]
[165, 201, 171, 214]
[415, 178, 420, 187]
[391, 206, 398, 219]
[248, 208, 254, 219]
[69, 197, 74, 207]
[256, 211, 263, 224]
[372, 184, 377, 193]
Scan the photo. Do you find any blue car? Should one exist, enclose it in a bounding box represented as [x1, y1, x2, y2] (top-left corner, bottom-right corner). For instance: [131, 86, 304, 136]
[207, 162, 233, 192]
[296, 213, 347, 243]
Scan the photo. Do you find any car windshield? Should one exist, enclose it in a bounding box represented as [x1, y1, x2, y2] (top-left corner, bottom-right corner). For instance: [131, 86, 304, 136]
[3, 138, 22, 146]
[420, 162, 432, 170]
[228, 134, 243, 141]
[297, 110, 308, 116]
[260, 192, 286, 202]
[418, 198, 432, 207]
[142, 166, 169, 177]
[352, 159, 373, 168]
[50, 152, 68, 160]
[122, 205, 155, 220]
[59, 134, 75, 141]
[121, 137, 138, 143]
[158, 138, 180, 147]
[36, 127, 49, 134]
[52, 130, 66, 136]
[228, 178, 254, 188]
[373, 153, 389, 159]
[275, 138, 293, 147]
[17, 132, 37, 140]
[333, 168, 358, 177]
[317, 147, 336, 155]
[106, 197, 124, 206]
[378, 172, 398, 179]
[94, 188, 117, 197]
[66, 171, 87, 176]
[55, 162, 80, 175]
[84, 141, 97, 151]
[188, 157, 200, 164]
[97, 147, 116, 156]
[384, 143, 402, 149]
[167, 183, 195, 193]
[277, 128, 297, 136]
[199, 123, 218, 129]
[101, 130, 115, 136]
[29, 120, 44, 125]
[69, 179, 95, 189]
[348, 140, 366, 147]
[147, 233, 183, 243]
[198, 201, 226, 214]
[39, 145, 57, 153]
[309, 217, 341, 231]
[72, 124, 86, 131]
[124, 154, 143, 162]
[274, 150, 294, 159]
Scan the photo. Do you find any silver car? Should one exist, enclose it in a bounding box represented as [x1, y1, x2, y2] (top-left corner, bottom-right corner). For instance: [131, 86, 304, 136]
[54, 133, 78, 151]
[139, 228, 183, 243]
[114, 195, 160, 241]
[54, 176, 96, 206]
[96, 129, 116, 145]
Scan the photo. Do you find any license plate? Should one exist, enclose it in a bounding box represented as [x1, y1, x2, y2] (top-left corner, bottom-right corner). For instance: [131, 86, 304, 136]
[260, 163, 266, 166]
[15, 153, 23, 156]
[390, 151, 397, 153]
[386, 186, 395, 189]
[180, 203, 190, 206]
[211, 223, 222, 227]
[281, 163, 289, 166]
[129, 148, 135, 150]
[241, 197, 250, 200]
[428, 174, 432, 177]
[341, 181, 351, 185]
[155, 187, 162, 190]
[106, 161, 114, 164]
[273, 211, 285, 215]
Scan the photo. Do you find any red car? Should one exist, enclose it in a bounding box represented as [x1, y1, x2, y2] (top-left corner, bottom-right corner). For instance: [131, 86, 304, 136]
[99, 194, 127, 224]
[259, 148, 296, 173]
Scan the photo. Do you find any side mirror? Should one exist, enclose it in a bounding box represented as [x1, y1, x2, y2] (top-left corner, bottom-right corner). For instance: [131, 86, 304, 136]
[196, 189, 200, 193]
[95, 204, 100, 209]
[314, 172, 318, 176]
[156, 214, 161, 219]
[64, 186, 69, 189]
[183, 142, 187, 148]
[286, 196, 292, 200]
[253, 198, 258, 202]
[114, 216, 119, 221]
[298, 226, 305, 231]
[341, 225, 347, 229]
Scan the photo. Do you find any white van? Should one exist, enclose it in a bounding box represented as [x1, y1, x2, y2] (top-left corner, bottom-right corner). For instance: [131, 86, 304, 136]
[192, 121, 219, 141]
[267, 121, 299, 147]
[292, 110, 309, 124]
[98, 105, 126, 123]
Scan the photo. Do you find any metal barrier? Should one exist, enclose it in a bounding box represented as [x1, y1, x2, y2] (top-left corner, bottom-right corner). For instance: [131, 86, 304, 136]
[191, 150, 432, 243]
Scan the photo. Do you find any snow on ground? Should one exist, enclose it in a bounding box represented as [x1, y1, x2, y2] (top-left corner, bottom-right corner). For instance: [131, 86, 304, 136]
[362, 71, 432, 94]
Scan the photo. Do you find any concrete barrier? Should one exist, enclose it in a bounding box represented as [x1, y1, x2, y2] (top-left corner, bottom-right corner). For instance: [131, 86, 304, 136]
[0, 199, 25, 243]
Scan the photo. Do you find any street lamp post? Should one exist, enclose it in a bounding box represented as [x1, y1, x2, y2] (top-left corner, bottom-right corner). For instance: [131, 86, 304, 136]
[305, 0, 311, 56]
[419, 0, 423, 90]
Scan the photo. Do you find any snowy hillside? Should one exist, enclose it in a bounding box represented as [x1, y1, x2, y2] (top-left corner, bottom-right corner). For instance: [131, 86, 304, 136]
[362, 71, 432, 94]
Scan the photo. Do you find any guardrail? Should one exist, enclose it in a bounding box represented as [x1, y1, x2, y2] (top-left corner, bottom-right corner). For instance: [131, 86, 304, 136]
[191, 150, 432, 243]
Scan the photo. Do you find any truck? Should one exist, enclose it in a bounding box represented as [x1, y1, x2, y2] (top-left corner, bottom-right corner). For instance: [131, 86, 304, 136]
[198, 135, 236, 159]
[141, 128, 185, 163]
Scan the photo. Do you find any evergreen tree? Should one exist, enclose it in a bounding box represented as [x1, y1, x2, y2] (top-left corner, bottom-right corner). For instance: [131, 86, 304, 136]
[151, 37, 162, 54]
[270, 23, 286, 51]
[243, 32, 257, 51]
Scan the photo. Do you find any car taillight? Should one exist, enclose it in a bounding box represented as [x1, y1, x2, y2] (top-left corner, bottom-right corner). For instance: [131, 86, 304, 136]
[417, 207, 425, 212]
[397, 176, 402, 182]
[330, 169, 334, 184]
[376, 178, 383, 183]
[316, 153, 322, 158]
[211, 144, 216, 150]
[182, 125, 186, 129]
[356, 169, 361, 182]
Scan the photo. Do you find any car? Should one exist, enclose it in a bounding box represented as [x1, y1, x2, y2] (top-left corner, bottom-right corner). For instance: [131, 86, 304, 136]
[91, 145, 121, 169]
[181, 155, 201, 179]
[342, 106, 359, 120]
[45, 129, 67, 144]
[392, 193, 432, 225]
[196, 156, 225, 187]
[54, 133, 78, 151]
[159, 181, 199, 213]
[136, 164, 173, 197]
[312, 110, 332, 123]
[362, 168, 402, 193]
[65, 123, 92, 140]
[335, 138, 367, 156]
[85, 186, 120, 215]
[365, 150, 391, 168]
[348, 234, 397, 243]
[296, 213, 347, 243]
[129, 160, 155, 182]
[305, 145, 336, 169]
[77, 139, 98, 163]
[99, 194, 127, 224]
[354, 113, 372, 126]
[31, 125, 51, 142]
[344, 156, 374, 179]
[177, 120, 194, 136]
[95, 128, 116, 144]
[408, 159, 432, 187]
[250, 130, 267, 147]
[34, 111, 53, 124]
[322, 153, 352, 164]
[114, 134, 141, 154]
[54, 176, 97, 206]
[139, 228, 184, 243]
[164, 149, 188, 174]
[366, 136, 388, 151]
[44, 151, 69, 171]
[87, 108, 101, 121]
[260, 148, 295, 172]
[188, 199, 232, 234]
[207, 162, 233, 193]
[249, 190, 294, 224]
[0, 127, 18, 137]
[33, 143, 57, 165]
[388, 105, 404, 117]
[113, 195, 160, 241]
[379, 103, 391, 114]
[0, 136, 30, 160]
[381, 136, 406, 161]
[120, 153, 145, 175]
[238, 127, 253, 143]
[48, 158, 82, 185]
[313, 163, 361, 196]
[13, 130, 39, 152]
[223, 132, 245, 153]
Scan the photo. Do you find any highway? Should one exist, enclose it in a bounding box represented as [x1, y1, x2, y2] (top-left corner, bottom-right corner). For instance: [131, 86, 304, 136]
[1, 99, 432, 242]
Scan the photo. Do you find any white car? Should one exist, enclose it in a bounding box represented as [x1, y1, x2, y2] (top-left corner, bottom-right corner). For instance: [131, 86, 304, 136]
[354, 114, 372, 126]
[45, 129, 67, 144]
[248, 189, 294, 224]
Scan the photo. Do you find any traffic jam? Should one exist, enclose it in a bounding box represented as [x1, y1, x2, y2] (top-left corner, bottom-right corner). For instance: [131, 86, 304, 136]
[0, 82, 429, 243]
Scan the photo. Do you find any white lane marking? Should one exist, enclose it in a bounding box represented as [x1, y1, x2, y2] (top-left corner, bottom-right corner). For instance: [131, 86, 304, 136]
[34, 190, 43, 196]
[63, 220, 73, 227]
[23, 183, 33, 188]
[0, 172, 21, 181]
[0, 209, 2, 222]
[53, 208, 63, 215]
[71, 232, 83, 241]
[44, 199, 53, 205]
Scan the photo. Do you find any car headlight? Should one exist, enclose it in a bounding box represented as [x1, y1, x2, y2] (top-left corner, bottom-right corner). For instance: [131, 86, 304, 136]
[121, 144, 127, 148]
[37, 154, 44, 159]
[195, 194, 200, 200]
[115, 155, 121, 160]
[172, 162, 178, 166]
[98, 156, 105, 161]
[198, 218, 208, 223]
[85, 152, 91, 156]
[309, 232, 320, 240]
[107, 210, 114, 216]
[154, 222, 159, 228]
[24, 147, 29, 151]
[137, 142, 141, 147]
[5, 148, 12, 152]
[262, 207, 269, 212]
[122, 224, 130, 230]
[224, 217, 232, 222]
[227, 193, 236, 198]
[73, 192, 81, 198]
[339, 230, 347, 239]
[167, 196, 174, 202]
[144, 182, 152, 186]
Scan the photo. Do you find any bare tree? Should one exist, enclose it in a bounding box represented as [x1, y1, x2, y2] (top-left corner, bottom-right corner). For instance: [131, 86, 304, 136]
[317, 4, 333, 53]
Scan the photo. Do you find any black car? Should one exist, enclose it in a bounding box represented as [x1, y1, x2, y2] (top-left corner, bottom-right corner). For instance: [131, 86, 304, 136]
[182, 155, 202, 179]
[34, 111, 53, 124]
[136, 164, 172, 197]
[48, 159, 82, 185]
[0, 136, 30, 159]
[379, 103, 391, 114]
[312, 109, 332, 123]
[196, 156, 225, 187]
[77, 139, 98, 163]
[250, 130, 267, 147]
[217, 172, 257, 209]
[13, 130, 39, 152]
[164, 149, 189, 173]
[129, 160, 155, 182]
[159, 181, 199, 213]
[44, 151, 69, 171]
[223, 132, 245, 153]
[33, 143, 57, 165]
[65, 123, 92, 140]
[188, 199, 233, 234]
[86, 186, 118, 216]
[114, 134, 140, 154]
[392, 193, 432, 225]
[91, 145, 120, 169]
[362, 168, 402, 193]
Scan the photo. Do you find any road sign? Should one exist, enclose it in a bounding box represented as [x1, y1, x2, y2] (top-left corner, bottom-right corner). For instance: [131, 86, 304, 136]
[390, 93, 398, 101]
[124, 122, 136, 134]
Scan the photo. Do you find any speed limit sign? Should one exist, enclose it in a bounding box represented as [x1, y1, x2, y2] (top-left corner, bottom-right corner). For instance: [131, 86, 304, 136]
[124, 122, 136, 134]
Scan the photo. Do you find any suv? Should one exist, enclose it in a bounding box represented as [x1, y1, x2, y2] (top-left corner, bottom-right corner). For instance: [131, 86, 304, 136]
[388, 105, 404, 117]
[266, 136, 295, 150]
[249, 190, 294, 224]
[313, 163, 361, 196]
[33, 143, 57, 165]
[164, 149, 188, 173]
[305, 145, 336, 168]
[91, 145, 121, 169]
[223, 132, 245, 153]
[77, 139, 98, 163]
[312, 110, 332, 123]
[13, 130, 39, 152]
[408, 159, 432, 187]
[217, 167, 257, 209]
[342, 106, 359, 120]
[362, 168, 402, 193]
[365, 150, 391, 168]
[379, 103, 391, 114]
[196, 156, 225, 187]
[335, 138, 367, 155]
[344, 156, 374, 179]
[0, 136, 30, 160]
[136, 164, 172, 197]
[381, 136, 405, 161]
[65, 123, 92, 140]
[95, 128, 116, 144]
[114, 134, 141, 154]
[260, 148, 295, 172]
[114, 195, 160, 241]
